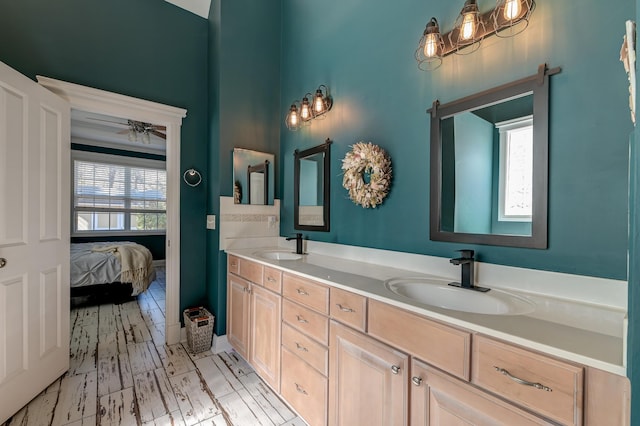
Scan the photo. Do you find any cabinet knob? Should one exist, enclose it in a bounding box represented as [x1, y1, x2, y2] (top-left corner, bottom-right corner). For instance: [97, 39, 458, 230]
[391, 365, 401, 375]
[0, 258, 6, 269]
[411, 376, 423, 387]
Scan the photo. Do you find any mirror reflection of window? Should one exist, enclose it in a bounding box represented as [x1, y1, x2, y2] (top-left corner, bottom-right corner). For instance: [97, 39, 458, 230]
[497, 116, 533, 222]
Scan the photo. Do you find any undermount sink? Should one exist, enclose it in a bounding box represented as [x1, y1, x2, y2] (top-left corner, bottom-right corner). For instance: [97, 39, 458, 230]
[385, 277, 535, 316]
[254, 250, 303, 261]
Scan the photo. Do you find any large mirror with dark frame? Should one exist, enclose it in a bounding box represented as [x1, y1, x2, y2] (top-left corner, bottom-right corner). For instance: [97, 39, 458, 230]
[429, 64, 560, 249]
[232, 148, 275, 205]
[294, 139, 332, 232]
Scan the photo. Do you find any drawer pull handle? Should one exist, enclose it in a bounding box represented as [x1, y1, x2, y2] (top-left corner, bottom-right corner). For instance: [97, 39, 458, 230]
[336, 303, 355, 313]
[411, 376, 423, 387]
[230, 262, 237, 267]
[391, 365, 401, 375]
[493, 366, 552, 392]
[295, 383, 308, 395]
[296, 288, 309, 296]
[267, 277, 276, 282]
[296, 315, 309, 324]
[295, 342, 308, 352]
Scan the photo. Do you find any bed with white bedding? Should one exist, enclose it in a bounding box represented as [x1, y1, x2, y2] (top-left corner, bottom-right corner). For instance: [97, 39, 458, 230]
[70, 241, 155, 297]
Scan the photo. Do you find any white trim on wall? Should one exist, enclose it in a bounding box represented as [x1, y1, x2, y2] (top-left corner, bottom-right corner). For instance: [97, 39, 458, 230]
[37, 76, 186, 345]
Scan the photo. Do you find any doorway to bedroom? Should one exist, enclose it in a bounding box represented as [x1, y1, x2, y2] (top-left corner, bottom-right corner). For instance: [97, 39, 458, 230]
[38, 76, 186, 346]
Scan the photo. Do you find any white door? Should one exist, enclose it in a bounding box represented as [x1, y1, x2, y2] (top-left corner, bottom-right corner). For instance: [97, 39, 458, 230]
[0, 61, 70, 423]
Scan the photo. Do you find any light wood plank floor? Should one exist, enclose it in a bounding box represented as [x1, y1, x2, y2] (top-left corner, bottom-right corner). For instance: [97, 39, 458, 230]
[3, 269, 306, 426]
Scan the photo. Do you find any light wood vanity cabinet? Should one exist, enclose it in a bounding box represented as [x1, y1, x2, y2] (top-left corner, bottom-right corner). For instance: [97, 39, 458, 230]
[329, 321, 409, 426]
[227, 255, 630, 426]
[281, 273, 330, 426]
[410, 358, 552, 425]
[226, 256, 281, 391]
[226, 273, 250, 359]
[473, 334, 584, 425]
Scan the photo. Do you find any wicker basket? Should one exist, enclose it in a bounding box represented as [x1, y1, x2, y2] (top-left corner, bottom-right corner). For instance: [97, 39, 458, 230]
[183, 307, 214, 353]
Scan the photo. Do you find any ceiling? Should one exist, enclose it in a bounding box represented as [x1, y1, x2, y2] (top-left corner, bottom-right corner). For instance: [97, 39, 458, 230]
[71, 110, 167, 154]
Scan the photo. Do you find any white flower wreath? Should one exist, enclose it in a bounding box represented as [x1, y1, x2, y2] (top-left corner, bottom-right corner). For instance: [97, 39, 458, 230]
[341, 142, 392, 208]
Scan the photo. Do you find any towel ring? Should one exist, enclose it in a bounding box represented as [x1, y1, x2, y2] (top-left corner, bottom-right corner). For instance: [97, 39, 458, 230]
[183, 168, 202, 187]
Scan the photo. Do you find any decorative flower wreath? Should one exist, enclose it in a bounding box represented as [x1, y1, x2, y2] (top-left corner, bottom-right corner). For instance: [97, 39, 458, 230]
[341, 142, 392, 208]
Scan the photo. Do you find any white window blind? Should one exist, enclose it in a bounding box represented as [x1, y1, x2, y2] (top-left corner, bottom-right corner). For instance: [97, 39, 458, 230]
[72, 151, 166, 235]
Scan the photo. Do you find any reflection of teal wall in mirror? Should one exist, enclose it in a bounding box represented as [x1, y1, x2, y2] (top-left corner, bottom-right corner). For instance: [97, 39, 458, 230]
[299, 159, 318, 206]
[453, 113, 493, 234]
[232, 149, 275, 204]
[441, 118, 456, 232]
[280, 0, 631, 281]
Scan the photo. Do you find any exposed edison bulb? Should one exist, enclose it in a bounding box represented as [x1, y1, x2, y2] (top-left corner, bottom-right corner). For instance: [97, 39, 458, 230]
[461, 13, 476, 40]
[289, 110, 298, 126]
[424, 33, 439, 58]
[503, 0, 522, 20]
[300, 98, 311, 120]
[314, 92, 325, 113]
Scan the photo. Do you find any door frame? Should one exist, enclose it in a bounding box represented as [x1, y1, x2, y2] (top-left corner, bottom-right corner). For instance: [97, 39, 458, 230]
[37, 76, 186, 345]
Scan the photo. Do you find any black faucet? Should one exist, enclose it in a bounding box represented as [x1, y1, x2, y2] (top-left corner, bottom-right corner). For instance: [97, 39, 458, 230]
[449, 250, 490, 292]
[286, 233, 305, 255]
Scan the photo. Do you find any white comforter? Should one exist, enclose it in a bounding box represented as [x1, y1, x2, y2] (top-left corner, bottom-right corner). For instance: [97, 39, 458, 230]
[70, 242, 154, 295]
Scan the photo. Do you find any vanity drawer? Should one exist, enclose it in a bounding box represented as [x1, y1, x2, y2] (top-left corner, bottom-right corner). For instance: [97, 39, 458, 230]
[239, 258, 263, 285]
[283, 299, 329, 345]
[228, 255, 240, 275]
[282, 323, 328, 375]
[283, 273, 329, 314]
[281, 347, 328, 426]
[263, 266, 282, 293]
[472, 335, 584, 426]
[367, 299, 471, 380]
[329, 287, 367, 332]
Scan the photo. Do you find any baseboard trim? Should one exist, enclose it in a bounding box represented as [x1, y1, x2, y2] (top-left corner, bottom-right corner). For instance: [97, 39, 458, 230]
[212, 334, 231, 354]
[166, 321, 181, 345]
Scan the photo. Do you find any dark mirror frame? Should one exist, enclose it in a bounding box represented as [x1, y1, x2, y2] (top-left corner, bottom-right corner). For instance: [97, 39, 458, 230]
[429, 64, 560, 249]
[247, 160, 269, 205]
[294, 138, 332, 232]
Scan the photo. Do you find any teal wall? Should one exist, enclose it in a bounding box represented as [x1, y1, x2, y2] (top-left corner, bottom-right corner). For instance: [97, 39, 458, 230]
[207, 0, 282, 335]
[280, 0, 633, 280]
[0, 0, 210, 313]
[452, 113, 493, 234]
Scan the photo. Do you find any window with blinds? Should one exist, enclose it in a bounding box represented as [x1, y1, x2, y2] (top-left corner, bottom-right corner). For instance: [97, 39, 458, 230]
[72, 151, 166, 235]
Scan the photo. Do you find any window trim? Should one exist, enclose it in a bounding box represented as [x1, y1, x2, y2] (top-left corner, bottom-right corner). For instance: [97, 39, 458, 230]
[71, 150, 167, 237]
[496, 115, 533, 223]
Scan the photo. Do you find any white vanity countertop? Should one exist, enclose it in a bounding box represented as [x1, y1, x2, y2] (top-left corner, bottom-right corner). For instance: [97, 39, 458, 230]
[226, 246, 627, 376]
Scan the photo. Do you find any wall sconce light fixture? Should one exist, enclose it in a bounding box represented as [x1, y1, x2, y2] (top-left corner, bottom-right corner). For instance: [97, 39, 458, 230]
[415, 0, 535, 70]
[285, 85, 333, 130]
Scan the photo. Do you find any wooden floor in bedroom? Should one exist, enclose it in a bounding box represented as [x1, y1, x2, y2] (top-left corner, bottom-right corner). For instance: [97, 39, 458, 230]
[3, 269, 306, 426]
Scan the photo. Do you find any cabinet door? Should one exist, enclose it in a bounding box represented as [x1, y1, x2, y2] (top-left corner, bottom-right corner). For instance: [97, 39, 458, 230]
[227, 273, 250, 358]
[410, 359, 551, 425]
[329, 321, 409, 426]
[249, 285, 281, 391]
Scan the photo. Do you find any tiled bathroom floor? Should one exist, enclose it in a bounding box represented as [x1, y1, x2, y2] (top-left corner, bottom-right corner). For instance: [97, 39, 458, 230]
[3, 269, 305, 426]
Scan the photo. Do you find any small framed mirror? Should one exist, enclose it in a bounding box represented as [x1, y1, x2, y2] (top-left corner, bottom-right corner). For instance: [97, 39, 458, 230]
[429, 64, 560, 248]
[232, 148, 275, 205]
[294, 139, 332, 232]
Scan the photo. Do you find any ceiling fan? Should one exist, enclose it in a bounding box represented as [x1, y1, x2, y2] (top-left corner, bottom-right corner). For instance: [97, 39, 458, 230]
[88, 117, 166, 143]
